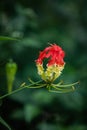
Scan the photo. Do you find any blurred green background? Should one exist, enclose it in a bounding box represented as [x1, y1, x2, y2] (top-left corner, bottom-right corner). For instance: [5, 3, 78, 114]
[0, 0, 87, 130]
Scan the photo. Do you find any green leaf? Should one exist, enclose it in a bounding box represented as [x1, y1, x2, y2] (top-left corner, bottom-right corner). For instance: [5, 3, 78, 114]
[0, 36, 20, 41]
[0, 116, 11, 130]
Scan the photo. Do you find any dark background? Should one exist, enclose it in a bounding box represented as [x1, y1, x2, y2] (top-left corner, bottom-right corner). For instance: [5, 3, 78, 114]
[0, 0, 87, 130]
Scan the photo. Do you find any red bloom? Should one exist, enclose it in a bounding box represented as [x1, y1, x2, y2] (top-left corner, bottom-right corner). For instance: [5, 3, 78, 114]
[36, 44, 65, 66]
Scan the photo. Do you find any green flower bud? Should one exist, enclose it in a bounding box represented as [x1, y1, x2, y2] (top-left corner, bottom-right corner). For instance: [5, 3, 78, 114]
[6, 59, 17, 93]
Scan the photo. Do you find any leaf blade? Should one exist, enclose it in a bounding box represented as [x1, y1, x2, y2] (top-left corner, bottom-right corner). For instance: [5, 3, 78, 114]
[0, 36, 20, 41]
[0, 116, 11, 130]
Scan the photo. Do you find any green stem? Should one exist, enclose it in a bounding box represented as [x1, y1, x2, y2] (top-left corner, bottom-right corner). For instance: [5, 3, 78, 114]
[26, 84, 46, 88]
[48, 89, 74, 93]
[0, 86, 26, 100]
[47, 85, 74, 93]
[28, 77, 35, 84]
[0, 80, 42, 100]
[53, 81, 79, 87]
[52, 85, 74, 92]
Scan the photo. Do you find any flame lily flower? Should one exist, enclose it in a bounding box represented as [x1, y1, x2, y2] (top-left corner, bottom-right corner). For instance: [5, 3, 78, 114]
[35, 44, 65, 82]
[35, 43, 79, 93]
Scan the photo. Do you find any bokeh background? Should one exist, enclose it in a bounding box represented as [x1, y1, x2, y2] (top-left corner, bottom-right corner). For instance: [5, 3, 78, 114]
[0, 0, 87, 130]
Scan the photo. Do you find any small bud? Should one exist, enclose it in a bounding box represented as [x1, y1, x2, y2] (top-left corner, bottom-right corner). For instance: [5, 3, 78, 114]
[6, 59, 17, 93]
